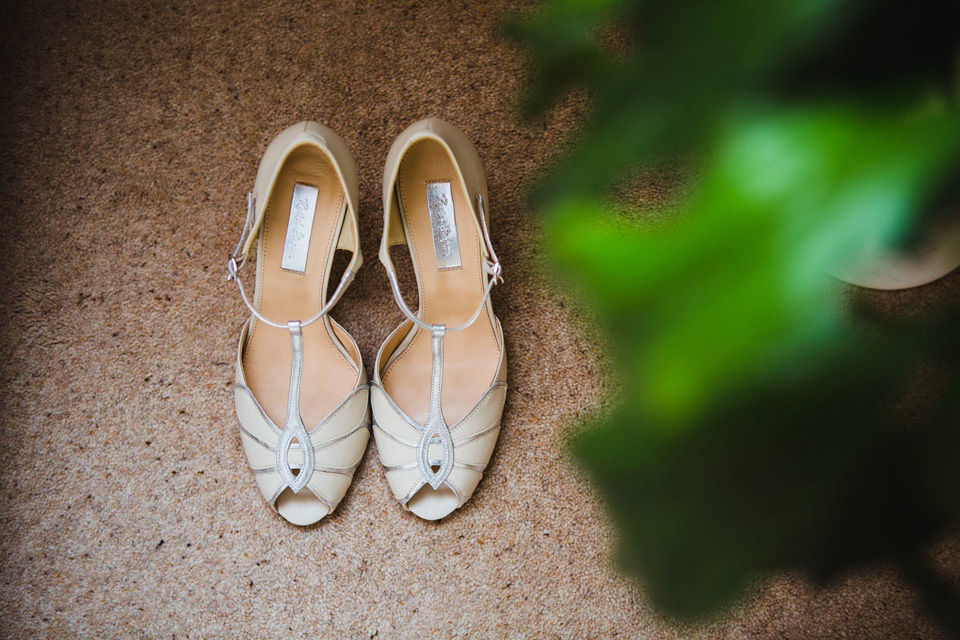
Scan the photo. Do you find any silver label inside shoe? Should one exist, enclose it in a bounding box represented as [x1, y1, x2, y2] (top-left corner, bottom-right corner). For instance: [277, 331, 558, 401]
[426, 181, 462, 270]
[281, 183, 319, 273]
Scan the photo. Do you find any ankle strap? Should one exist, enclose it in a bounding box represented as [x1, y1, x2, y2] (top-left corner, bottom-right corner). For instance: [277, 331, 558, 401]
[382, 194, 503, 333]
[226, 192, 358, 329]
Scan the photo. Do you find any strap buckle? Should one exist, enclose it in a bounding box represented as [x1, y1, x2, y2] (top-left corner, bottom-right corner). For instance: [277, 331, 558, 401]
[486, 259, 503, 284]
[226, 255, 243, 282]
[476, 194, 503, 285]
[226, 191, 256, 282]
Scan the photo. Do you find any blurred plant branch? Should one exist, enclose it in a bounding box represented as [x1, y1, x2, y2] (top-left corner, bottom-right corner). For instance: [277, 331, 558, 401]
[508, 0, 960, 632]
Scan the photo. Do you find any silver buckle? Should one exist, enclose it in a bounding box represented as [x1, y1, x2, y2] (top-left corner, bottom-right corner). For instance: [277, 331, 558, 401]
[226, 255, 242, 282]
[487, 259, 503, 284]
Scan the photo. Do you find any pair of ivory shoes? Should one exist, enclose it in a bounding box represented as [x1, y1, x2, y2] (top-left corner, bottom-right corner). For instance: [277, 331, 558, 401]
[228, 119, 506, 525]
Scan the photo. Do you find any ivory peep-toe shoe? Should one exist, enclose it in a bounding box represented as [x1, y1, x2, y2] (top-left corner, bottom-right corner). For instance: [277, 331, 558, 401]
[371, 118, 507, 520]
[227, 122, 370, 526]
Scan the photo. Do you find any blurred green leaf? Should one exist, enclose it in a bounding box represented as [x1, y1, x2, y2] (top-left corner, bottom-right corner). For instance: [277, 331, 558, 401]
[550, 103, 960, 425]
[511, 0, 960, 630]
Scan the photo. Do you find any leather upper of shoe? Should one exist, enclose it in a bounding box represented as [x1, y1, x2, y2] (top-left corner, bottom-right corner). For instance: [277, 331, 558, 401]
[371, 118, 506, 518]
[228, 122, 369, 523]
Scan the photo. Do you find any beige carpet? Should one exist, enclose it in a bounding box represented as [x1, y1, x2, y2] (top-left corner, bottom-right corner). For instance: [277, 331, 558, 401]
[0, 0, 955, 637]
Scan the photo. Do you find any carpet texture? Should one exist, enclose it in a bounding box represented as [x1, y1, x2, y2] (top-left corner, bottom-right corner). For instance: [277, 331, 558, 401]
[0, 1, 956, 637]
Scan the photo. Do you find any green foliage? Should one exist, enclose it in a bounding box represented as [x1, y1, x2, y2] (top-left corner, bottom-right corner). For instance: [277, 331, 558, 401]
[509, 0, 960, 630]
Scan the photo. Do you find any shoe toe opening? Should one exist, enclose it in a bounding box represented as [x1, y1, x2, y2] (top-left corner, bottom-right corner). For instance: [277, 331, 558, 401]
[407, 485, 459, 520]
[276, 487, 329, 526]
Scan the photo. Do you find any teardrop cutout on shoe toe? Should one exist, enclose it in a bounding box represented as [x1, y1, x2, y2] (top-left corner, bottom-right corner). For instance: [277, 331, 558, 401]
[407, 485, 459, 521]
[275, 487, 330, 526]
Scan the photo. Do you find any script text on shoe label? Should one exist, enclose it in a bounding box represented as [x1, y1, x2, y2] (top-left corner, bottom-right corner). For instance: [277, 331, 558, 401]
[426, 181, 462, 270]
[281, 183, 320, 273]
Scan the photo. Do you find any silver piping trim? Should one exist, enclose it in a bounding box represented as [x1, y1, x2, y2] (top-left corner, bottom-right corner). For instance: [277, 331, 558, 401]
[369, 382, 424, 432]
[312, 421, 369, 451]
[303, 485, 338, 510]
[446, 479, 467, 508]
[238, 421, 277, 452]
[317, 458, 363, 477]
[449, 382, 507, 432]
[234, 383, 282, 436]
[252, 462, 359, 477]
[268, 484, 338, 511]
[372, 421, 418, 447]
[235, 377, 368, 440]
[399, 479, 426, 506]
[384, 457, 474, 474]
[453, 420, 502, 447]
[268, 484, 285, 507]
[252, 466, 280, 475]
[306, 384, 370, 435]
[417, 326, 455, 490]
[454, 460, 487, 474]
[382, 461, 418, 473]
[275, 322, 315, 494]
[368, 380, 507, 434]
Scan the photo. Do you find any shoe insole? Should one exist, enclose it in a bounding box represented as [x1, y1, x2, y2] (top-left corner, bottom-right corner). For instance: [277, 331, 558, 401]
[382, 139, 500, 430]
[243, 144, 359, 445]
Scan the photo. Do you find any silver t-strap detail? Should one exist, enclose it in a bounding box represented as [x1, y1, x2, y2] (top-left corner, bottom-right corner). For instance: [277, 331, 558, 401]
[276, 321, 315, 493]
[416, 325, 455, 489]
